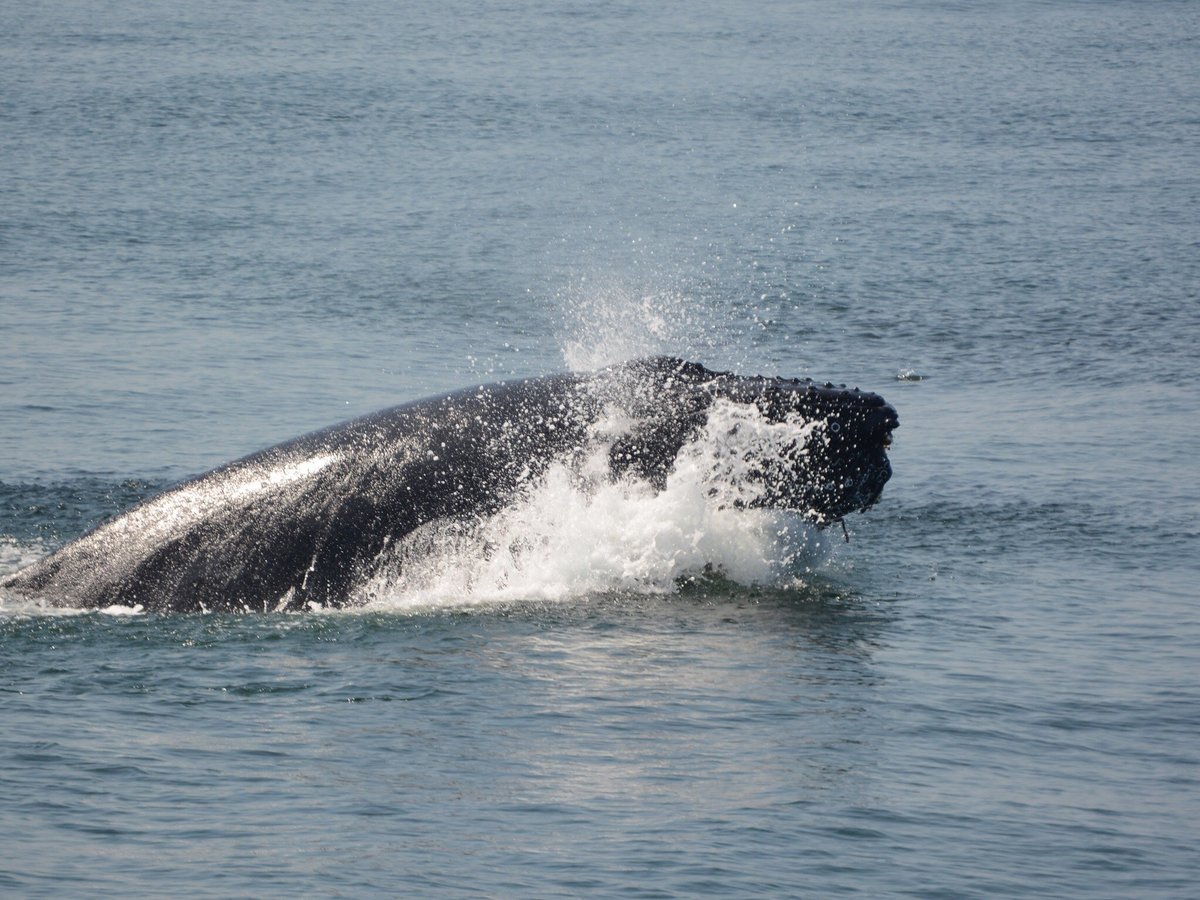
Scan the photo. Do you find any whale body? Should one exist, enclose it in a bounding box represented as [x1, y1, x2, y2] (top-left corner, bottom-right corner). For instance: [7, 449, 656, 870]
[0, 358, 898, 612]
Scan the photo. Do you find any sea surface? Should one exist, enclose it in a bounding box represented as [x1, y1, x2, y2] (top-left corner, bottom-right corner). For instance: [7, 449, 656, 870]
[2, 0, 1199, 895]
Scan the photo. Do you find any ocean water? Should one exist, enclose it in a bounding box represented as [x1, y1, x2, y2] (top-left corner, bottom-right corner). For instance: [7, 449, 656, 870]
[2, 0, 1198, 895]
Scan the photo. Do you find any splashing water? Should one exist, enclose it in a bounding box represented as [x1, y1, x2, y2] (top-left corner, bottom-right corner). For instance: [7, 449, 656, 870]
[358, 399, 835, 611]
[1, 357, 884, 615]
[555, 273, 725, 373]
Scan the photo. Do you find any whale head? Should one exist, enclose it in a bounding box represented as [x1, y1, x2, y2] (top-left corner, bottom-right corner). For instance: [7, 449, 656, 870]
[601, 358, 898, 525]
[728, 374, 898, 523]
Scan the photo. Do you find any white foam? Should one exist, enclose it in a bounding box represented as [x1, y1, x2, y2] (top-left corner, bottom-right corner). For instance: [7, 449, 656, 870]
[357, 399, 836, 612]
[0, 591, 96, 618]
[97, 603, 145, 616]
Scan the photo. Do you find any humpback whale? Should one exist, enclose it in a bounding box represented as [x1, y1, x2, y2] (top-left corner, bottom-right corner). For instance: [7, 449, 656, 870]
[0, 358, 898, 612]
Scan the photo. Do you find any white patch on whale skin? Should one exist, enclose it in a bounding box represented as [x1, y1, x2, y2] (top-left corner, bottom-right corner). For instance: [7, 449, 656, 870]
[274, 587, 297, 613]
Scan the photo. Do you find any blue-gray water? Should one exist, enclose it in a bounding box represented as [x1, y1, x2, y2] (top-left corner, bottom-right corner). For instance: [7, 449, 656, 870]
[2, 0, 1199, 895]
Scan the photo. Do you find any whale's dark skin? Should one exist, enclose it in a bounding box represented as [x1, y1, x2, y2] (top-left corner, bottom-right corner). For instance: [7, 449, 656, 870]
[1, 358, 897, 613]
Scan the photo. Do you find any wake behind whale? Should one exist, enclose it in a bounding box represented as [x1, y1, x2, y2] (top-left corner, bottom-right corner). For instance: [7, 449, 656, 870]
[0, 358, 898, 613]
